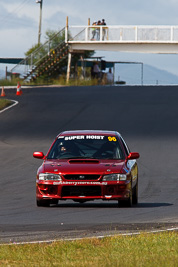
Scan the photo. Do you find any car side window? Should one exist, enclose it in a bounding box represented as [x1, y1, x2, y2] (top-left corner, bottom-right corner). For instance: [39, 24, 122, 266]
[120, 136, 130, 156]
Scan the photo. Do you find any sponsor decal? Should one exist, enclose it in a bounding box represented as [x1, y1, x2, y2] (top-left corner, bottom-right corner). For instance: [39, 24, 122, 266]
[127, 160, 136, 169]
[108, 136, 117, 142]
[58, 135, 105, 140]
[53, 181, 108, 185]
[123, 167, 129, 173]
[65, 136, 85, 140]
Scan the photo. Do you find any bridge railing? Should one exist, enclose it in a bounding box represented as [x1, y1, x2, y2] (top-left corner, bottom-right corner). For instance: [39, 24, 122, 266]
[11, 27, 65, 79]
[66, 25, 178, 43]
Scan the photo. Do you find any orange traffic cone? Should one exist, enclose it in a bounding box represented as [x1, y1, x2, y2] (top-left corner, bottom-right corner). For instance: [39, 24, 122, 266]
[1, 86, 5, 97]
[16, 82, 22, 96]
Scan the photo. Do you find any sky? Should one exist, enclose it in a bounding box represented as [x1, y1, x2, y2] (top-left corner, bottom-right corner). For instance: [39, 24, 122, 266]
[1, 0, 178, 77]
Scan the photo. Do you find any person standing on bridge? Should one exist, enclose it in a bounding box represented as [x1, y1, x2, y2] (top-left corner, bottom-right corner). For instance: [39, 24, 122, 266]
[101, 19, 106, 40]
[91, 21, 97, 40]
[96, 20, 102, 40]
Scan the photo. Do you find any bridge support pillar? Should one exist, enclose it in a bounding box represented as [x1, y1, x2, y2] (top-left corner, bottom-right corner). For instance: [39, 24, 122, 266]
[66, 51, 72, 83]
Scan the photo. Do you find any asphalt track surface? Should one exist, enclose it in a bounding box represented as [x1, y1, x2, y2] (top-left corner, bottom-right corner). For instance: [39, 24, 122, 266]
[0, 85, 178, 243]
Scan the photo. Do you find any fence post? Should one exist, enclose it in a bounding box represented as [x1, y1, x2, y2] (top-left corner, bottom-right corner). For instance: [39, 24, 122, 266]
[135, 26, 138, 42]
[171, 26, 173, 42]
[85, 27, 89, 41]
[100, 26, 102, 41]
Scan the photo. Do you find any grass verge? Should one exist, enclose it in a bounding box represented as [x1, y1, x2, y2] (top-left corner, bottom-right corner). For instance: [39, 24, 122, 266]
[0, 99, 12, 111]
[0, 77, 100, 87]
[0, 78, 23, 86]
[0, 231, 177, 266]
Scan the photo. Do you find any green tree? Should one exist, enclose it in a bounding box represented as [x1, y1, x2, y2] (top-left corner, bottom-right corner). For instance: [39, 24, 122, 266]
[45, 29, 65, 48]
[25, 43, 41, 57]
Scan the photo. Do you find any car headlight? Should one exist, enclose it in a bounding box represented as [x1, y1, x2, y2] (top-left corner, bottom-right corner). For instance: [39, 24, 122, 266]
[102, 174, 127, 181]
[39, 173, 62, 181]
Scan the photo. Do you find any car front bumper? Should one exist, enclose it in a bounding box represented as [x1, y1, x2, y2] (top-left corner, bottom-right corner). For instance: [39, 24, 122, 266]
[36, 180, 132, 201]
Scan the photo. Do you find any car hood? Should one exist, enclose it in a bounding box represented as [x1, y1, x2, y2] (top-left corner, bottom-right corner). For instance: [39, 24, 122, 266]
[42, 158, 126, 175]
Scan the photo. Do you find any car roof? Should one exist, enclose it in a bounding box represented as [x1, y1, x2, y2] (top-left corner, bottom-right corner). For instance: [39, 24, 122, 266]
[57, 130, 121, 137]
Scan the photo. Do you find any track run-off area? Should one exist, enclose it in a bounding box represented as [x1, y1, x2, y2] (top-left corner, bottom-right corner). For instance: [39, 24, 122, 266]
[0, 85, 178, 243]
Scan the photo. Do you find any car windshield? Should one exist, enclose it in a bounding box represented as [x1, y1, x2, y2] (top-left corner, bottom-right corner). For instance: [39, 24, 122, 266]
[47, 135, 124, 160]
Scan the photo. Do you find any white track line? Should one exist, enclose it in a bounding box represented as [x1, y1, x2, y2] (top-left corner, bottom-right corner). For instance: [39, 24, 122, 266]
[0, 100, 18, 114]
[1, 227, 178, 246]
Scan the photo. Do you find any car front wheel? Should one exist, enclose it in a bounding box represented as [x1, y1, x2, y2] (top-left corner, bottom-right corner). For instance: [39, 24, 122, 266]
[118, 189, 132, 207]
[36, 199, 50, 207]
[132, 182, 138, 205]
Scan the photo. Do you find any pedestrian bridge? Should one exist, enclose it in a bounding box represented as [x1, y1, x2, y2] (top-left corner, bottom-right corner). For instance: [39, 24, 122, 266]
[65, 25, 178, 54]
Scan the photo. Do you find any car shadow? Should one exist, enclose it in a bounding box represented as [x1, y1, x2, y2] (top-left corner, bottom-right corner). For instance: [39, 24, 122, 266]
[50, 202, 173, 208]
[134, 202, 173, 208]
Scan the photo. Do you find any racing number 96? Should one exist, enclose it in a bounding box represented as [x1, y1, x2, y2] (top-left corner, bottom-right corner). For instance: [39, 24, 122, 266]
[108, 136, 117, 142]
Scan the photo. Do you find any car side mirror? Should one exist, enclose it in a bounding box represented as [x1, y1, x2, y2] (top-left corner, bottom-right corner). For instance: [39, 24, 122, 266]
[127, 152, 140, 160]
[33, 151, 45, 159]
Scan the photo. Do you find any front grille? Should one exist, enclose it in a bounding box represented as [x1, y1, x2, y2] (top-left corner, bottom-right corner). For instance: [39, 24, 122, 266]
[62, 186, 101, 197]
[63, 174, 100, 181]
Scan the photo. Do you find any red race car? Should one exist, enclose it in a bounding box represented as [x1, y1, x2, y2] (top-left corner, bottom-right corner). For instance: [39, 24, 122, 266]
[33, 130, 139, 207]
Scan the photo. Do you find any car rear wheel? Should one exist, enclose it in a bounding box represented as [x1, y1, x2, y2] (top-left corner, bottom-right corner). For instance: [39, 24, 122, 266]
[36, 199, 50, 207]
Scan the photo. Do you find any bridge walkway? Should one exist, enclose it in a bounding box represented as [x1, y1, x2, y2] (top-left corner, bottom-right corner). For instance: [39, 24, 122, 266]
[66, 25, 178, 54]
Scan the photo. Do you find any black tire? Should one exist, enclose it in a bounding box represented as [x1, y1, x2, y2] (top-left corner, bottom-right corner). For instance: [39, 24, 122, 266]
[118, 189, 132, 207]
[132, 182, 138, 205]
[36, 199, 50, 207]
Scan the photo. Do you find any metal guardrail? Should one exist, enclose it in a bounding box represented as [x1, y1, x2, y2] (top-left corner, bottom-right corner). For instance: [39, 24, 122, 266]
[11, 27, 66, 79]
[66, 25, 178, 43]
